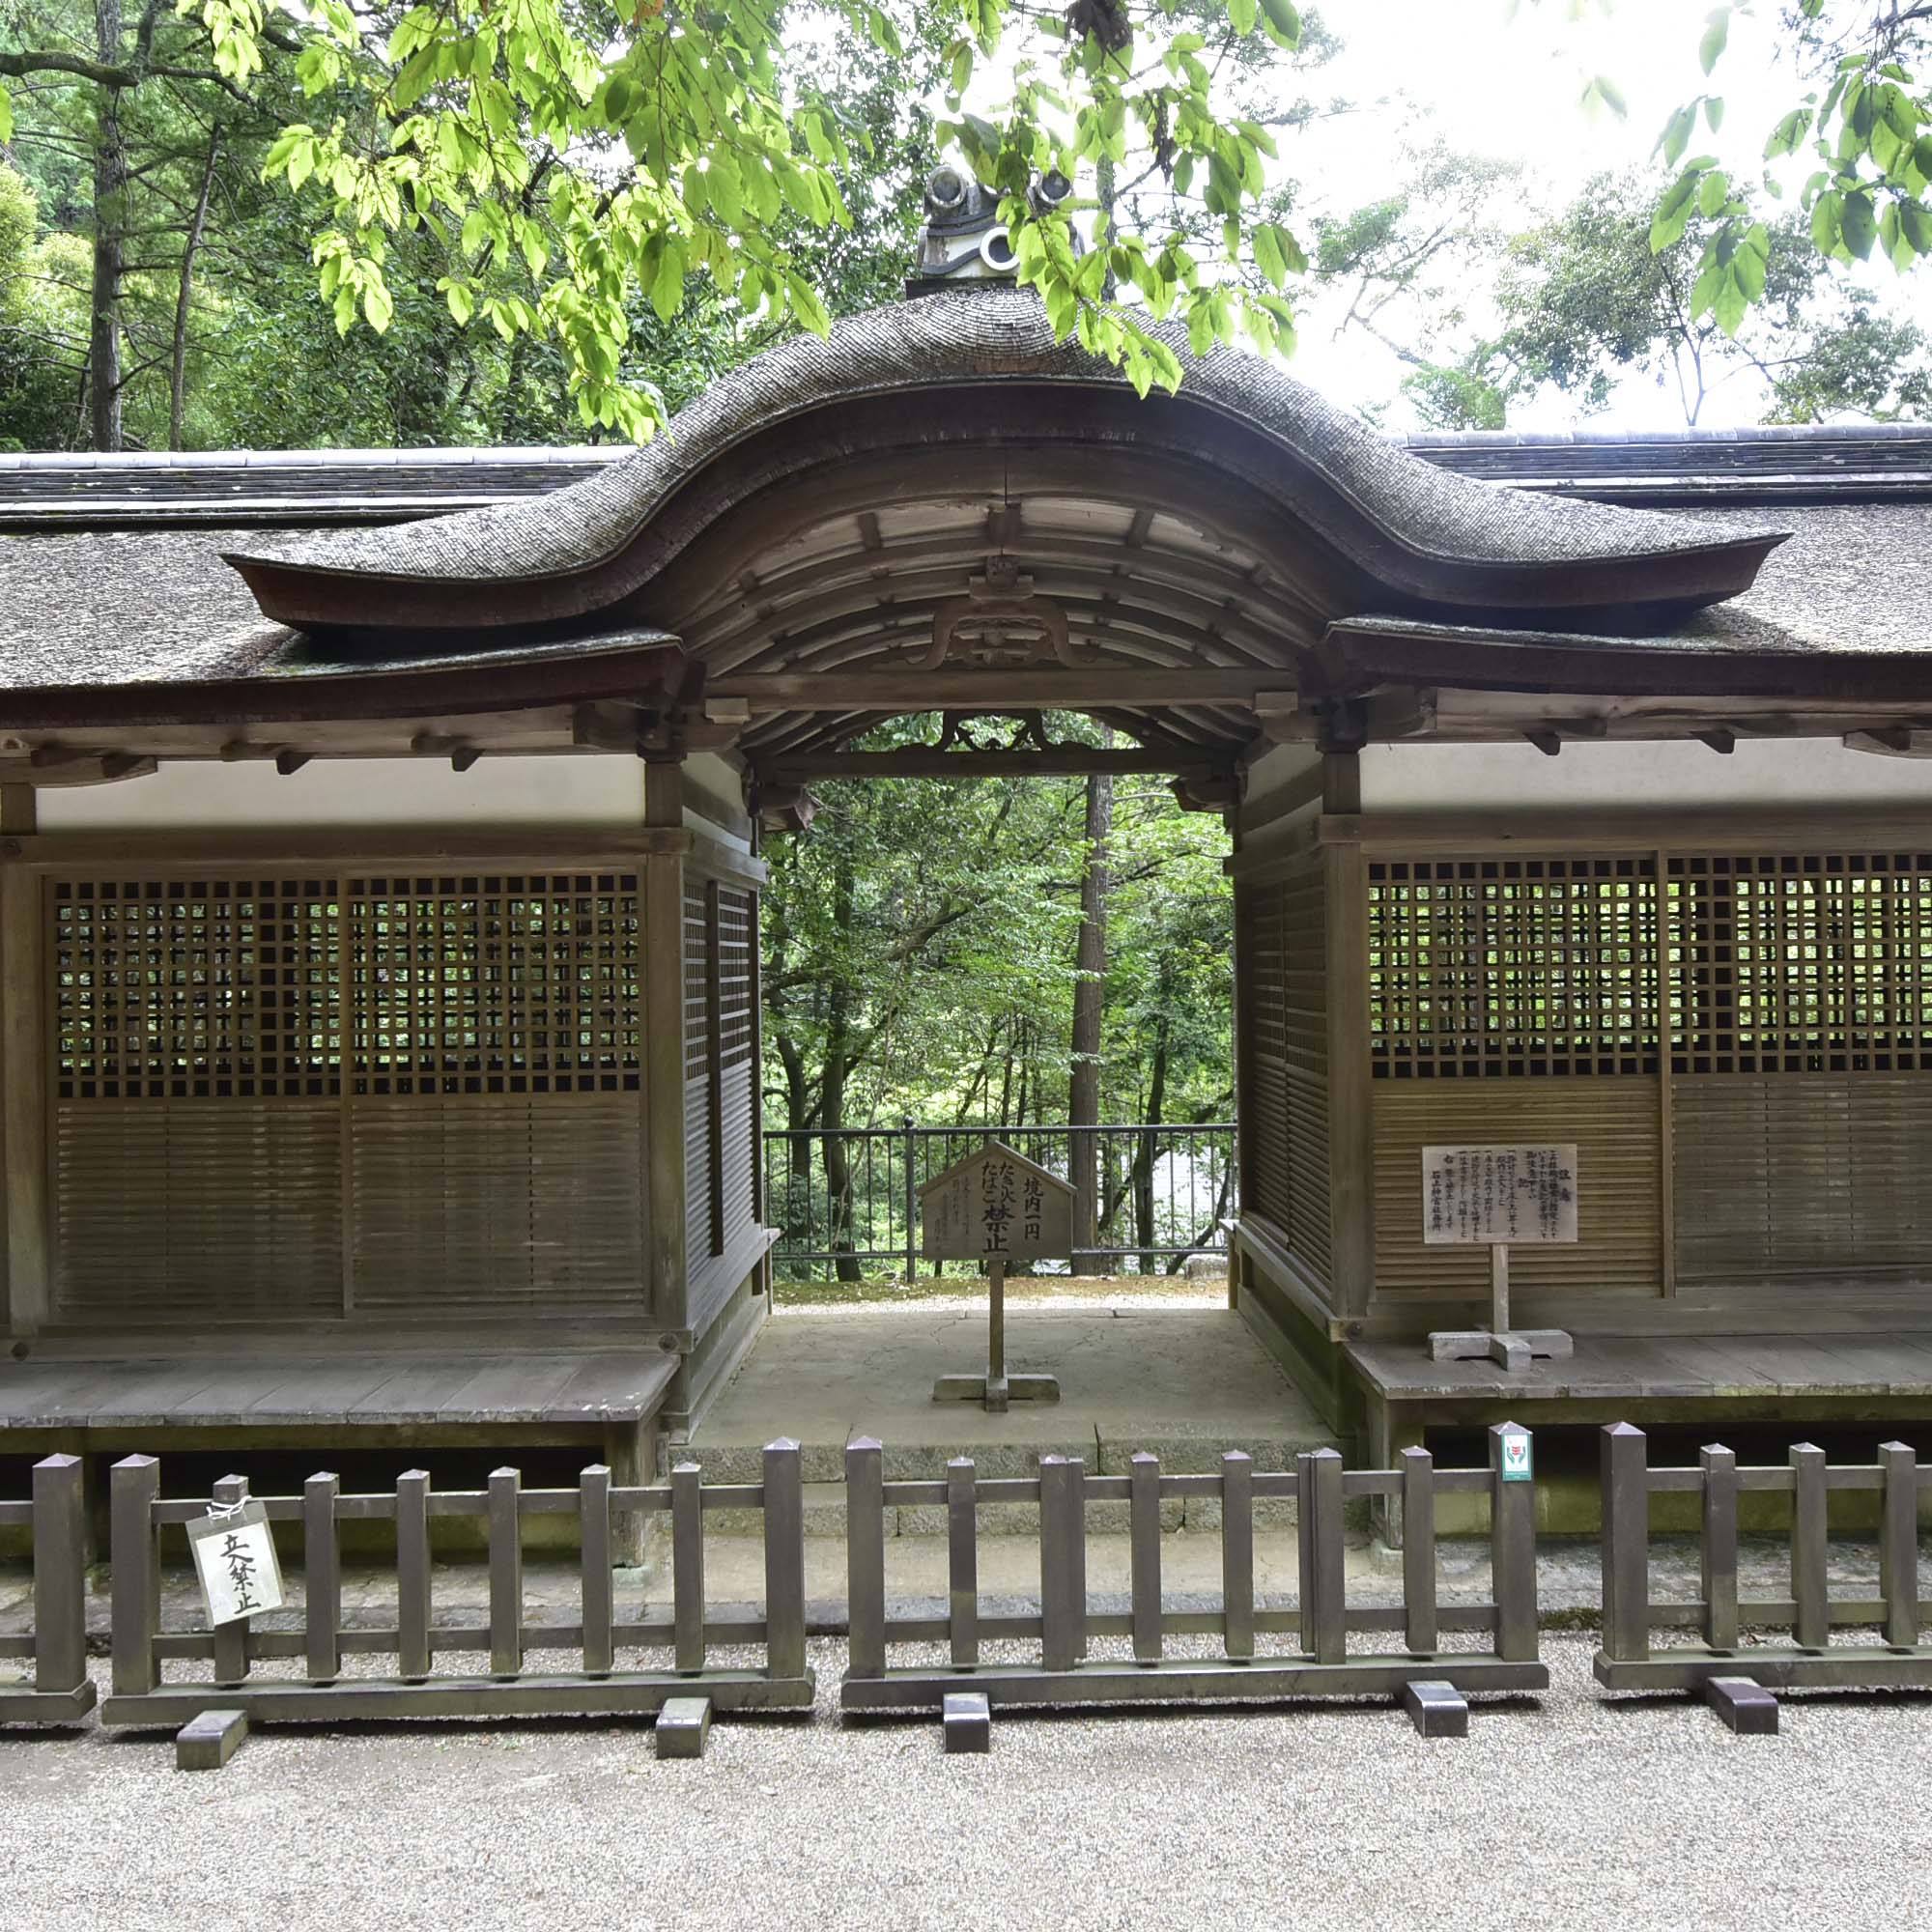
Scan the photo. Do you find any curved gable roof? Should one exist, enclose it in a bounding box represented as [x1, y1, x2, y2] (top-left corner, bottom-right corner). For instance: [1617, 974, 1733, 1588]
[224, 289, 1786, 634]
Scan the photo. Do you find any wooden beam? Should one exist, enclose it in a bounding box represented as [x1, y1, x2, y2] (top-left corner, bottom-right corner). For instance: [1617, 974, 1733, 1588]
[754, 746, 1231, 781]
[711, 668, 1289, 711]
[1, 753, 157, 787]
[1692, 728, 1736, 754]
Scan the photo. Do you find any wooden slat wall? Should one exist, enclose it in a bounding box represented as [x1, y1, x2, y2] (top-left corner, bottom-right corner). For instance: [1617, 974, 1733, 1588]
[1237, 854, 1329, 1284]
[349, 1095, 644, 1312]
[54, 1101, 342, 1319]
[1675, 1075, 1932, 1282]
[682, 879, 716, 1259]
[47, 865, 647, 1323]
[1372, 1079, 1662, 1299]
[716, 885, 757, 1252]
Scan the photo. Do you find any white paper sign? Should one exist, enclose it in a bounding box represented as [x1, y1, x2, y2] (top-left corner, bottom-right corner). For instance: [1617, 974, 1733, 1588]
[1422, 1144, 1578, 1246]
[187, 1500, 286, 1626]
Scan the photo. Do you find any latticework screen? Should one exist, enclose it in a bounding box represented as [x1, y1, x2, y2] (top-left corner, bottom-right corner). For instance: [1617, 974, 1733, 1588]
[717, 885, 758, 1253]
[53, 877, 340, 1100]
[682, 873, 760, 1271]
[48, 867, 645, 1321]
[1368, 857, 1660, 1078]
[347, 873, 639, 1094]
[1669, 852, 1932, 1074]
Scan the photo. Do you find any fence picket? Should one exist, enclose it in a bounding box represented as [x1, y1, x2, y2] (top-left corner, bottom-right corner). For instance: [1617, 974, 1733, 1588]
[580, 1465, 614, 1678]
[304, 1472, 342, 1683]
[763, 1440, 808, 1682]
[1790, 1443, 1829, 1651]
[489, 1468, 524, 1679]
[1880, 1441, 1919, 1650]
[1130, 1452, 1162, 1663]
[673, 1462, 707, 1674]
[846, 1438, 887, 1680]
[1039, 1456, 1086, 1672]
[1220, 1450, 1254, 1662]
[1700, 1445, 1739, 1651]
[1599, 1424, 1651, 1665]
[1300, 1449, 1346, 1665]
[30, 1455, 86, 1700]
[110, 1456, 160, 1699]
[949, 1457, 980, 1666]
[1400, 1447, 1437, 1655]
[1490, 1426, 1538, 1664]
[396, 1469, 432, 1680]
[211, 1475, 250, 1689]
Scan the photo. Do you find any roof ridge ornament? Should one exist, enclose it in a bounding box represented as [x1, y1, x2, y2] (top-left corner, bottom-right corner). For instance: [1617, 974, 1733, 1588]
[908, 165, 1077, 296]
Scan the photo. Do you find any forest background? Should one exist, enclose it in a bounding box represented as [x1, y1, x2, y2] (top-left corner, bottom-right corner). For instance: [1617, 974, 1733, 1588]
[3, 0, 1928, 1268]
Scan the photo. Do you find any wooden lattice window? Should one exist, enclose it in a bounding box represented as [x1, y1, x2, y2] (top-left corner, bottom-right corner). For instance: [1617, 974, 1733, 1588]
[717, 886, 753, 1070]
[346, 872, 640, 1095]
[1669, 853, 1932, 1073]
[53, 877, 341, 1100]
[1368, 857, 1660, 1078]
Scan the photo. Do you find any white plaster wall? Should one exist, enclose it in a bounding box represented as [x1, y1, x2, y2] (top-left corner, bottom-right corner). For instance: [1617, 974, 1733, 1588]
[36, 754, 647, 831]
[1361, 739, 1932, 812]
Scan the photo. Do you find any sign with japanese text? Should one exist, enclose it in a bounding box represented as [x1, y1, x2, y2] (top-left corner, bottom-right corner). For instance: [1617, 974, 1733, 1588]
[1422, 1145, 1578, 1247]
[186, 1499, 286, 1627]
[919, 1141, 1074, 1264]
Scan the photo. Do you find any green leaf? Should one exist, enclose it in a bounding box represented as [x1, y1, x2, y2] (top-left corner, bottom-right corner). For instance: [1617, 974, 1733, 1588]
[1699, 7, 1729, 75]
[1256, 0, 1300, 49]
[0, 86, 14, 146]
[649, 242, 685, 323]
[1841, 189, 1878, 259]
[1811, 189, 1842, 255]
[1254, 222, 1287, 289]
[1902, 201, 1932, 256]
[1713, 273, 1747, 337]
[1660, 104, 1696, 167]
[1765, 108, 1811, 159]
[1228, 0, 1257, 33]
[361, 274, 394, 333]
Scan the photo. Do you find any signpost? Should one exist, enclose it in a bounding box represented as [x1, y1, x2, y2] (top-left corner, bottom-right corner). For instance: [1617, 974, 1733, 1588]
[1422, 1144, 1577, 1372]
[919, 1140, 1073, 1412]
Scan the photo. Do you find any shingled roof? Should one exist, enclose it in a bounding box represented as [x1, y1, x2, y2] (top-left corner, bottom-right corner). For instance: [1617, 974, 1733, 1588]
[222, 288, 1786, 632]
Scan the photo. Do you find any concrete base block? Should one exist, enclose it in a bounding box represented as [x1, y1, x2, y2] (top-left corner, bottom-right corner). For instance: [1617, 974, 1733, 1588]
[176, 1708, 249, 1772]
[1706, 1676, 1779, 1735]
[1428, 1328, 1573, 1368]
[943, 1690, 991, 1754]
[656, 1695, 713, 1759]
[1402, 1680, 1468, 1738]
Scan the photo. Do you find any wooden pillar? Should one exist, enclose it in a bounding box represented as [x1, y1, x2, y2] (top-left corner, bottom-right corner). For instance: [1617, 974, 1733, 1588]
[1322, 810, 1374, 1321]
[642, 762, 691, 1337]
[1, 788, 48, 1337]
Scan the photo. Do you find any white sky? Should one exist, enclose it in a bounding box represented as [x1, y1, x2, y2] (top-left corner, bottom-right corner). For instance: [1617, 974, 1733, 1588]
[952, 0, 1922, 430]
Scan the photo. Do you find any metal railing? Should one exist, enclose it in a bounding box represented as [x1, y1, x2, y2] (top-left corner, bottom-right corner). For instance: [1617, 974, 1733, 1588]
[841, 1427, 1546, 1713]
[101, 1447, 814, 1728]
[764, 1121, 1236, 1279]
[1597, 1423, 1932, 1692]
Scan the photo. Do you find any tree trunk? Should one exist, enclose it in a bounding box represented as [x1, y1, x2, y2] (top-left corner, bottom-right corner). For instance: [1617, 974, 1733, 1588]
[819, 848, 863, 1282]
[167, 121, 219, 451]
[88, 0, 128, 451]
[1135, 1006, 1170, 1273]
[1068, 771, 1112, 1271]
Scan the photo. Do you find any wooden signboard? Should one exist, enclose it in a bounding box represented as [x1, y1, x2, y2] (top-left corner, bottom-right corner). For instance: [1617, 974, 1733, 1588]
[1420, 1144, 1577, 1372]
[920, 1141, 1073, 1264]
[1422, 1144, 1578, 1247]
[918, 1142, 1073, 1411]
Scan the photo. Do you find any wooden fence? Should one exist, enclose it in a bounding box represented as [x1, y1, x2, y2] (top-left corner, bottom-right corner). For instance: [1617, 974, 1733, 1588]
[840, 1426, 1547, 1713]
[99, 1445, 814, 1728]
[0, 1453, 97, 1724]
[1597, 1422, 1932, 1691]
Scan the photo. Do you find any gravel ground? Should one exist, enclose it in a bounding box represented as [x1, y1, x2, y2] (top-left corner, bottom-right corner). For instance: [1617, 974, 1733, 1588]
[5, 1635, 1931, 1932]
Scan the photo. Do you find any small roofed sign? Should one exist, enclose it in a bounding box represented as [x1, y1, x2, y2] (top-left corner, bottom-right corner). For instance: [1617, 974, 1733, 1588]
[186, 1499, 286, 1627]
[920, 1141, 1073, 1263]
[1422, 1144, 1577, 1247]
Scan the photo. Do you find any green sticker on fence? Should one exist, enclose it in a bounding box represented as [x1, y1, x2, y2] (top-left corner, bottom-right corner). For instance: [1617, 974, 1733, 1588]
[1500, 1433, 1532, 1482]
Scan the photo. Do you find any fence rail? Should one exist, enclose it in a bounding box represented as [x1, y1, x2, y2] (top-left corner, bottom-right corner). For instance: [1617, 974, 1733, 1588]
[100, 1446, 813, 1728]
[0, 1454, 96, 1725]
[766, 1121, 1236, 1279]
[1597, 1423, 1932, 1691]
[841, 1426, 1546, 1712]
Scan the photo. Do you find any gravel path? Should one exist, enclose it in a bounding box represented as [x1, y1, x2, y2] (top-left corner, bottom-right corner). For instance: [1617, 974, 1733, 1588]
[4, 1636, 1930, 1931]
